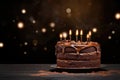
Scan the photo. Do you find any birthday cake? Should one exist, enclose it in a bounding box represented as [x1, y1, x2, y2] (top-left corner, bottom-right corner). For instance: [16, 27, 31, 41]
[55, 30, 101, 69]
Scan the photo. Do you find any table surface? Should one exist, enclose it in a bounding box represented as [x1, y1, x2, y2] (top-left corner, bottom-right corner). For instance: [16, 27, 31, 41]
[0, 64, 120, 80]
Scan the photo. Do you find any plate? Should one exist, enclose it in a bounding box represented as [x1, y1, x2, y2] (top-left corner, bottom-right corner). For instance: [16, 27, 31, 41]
[50, 64, 104, 69]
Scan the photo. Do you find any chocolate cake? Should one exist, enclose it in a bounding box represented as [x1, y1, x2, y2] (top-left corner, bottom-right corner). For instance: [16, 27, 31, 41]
[55, 40, 101, 69]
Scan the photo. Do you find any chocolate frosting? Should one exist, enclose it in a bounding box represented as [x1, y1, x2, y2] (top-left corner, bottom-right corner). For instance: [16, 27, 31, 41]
[79, 46, 97, 53]
[55, 40, 100, 54]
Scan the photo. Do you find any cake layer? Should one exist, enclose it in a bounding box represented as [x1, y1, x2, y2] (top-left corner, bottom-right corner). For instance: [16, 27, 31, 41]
[57, 51, 101, 61]
[57, 59, 101, 68]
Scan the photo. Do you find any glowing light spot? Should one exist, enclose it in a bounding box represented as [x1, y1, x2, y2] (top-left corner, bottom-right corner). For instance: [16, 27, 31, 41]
[19, 43, 23, 47]
[62, 32, 67, 39]
[35, 30, 39, 34]
[50, 22, 55, 28]
[17, 22, 24, 29]
[52, 29, 55, 32]
[29, 16, 36, 24]
[32, 39, 38, 46]
[115, 13, 120, 20]
[21, 9, 26, 14]
[12, 20, 15, 22]
[24, 51, 27, 55]
[24, 42, 28, 46]
[32, 20, 36, 24]
[41, 28, 47, 33]
[0, 42, 4, 48]
[92, 28, 97, 33]
[66, 8, 71, 14]
[112, 30, 115, 34]
[108, 36, 112, 39]
[44, 47, 47, 51]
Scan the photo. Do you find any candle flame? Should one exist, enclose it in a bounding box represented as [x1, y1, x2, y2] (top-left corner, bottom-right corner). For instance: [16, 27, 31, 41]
[62, 32, 67, 39]
[59, 33, 63, 38]
[88, 31, 92, 36]
[69, 29, 72, 35]
[86, 34, 89, 38]
[76, 29, 79, 36]
[80, 30, 83, 35]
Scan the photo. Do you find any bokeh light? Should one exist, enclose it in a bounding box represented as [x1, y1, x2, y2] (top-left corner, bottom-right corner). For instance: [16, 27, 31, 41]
[32, 39, 38, 46]
[17, 22, 24, 29]
[35, 30, 39, 34]
[66, 8, 71, 14]
[24, 42, 28, 46]
[112, 30, 115, 34]
[49, 22, 55, 28]
[52, 29, 55, 32]
[21, 9, 26, 14]
[41, 28, 47, 33]
[0, 42, 4, 48]
[32, 20, 36, 24]
[92, 28, 97, 33]
[12, 20, 15, 23]
[115, 13, 120, 20]
[108, 36, 112, 39]
[24, 51, 27, 55]
[44, 47, 47, 51]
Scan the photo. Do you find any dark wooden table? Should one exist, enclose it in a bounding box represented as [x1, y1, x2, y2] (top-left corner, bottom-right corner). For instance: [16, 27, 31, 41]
[0, 64, 120, 80]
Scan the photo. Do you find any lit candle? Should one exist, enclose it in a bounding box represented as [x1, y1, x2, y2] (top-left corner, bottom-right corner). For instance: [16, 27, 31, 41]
[62, 32, 67, 40]
[88, 31, 92, 41]
[69, 29, 72, 40]
[80, 30, 83, 42]
[59, 33, 63, 41]
[76, 29, 79, 41]
[88, 31, 92, 36]
[86, 34, 89, 42]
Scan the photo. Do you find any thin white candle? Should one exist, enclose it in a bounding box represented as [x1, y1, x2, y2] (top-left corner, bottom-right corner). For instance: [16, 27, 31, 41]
[69, 29, 72, 40]
[76, 29, 79, 41]
[88, 31, 92, 41]
[80, 30, 83, 35]
[80, 30, 83, 42]
[59, 33, 63, 41]
[86, 34, 89, 42]
[88, 31, 92, 36]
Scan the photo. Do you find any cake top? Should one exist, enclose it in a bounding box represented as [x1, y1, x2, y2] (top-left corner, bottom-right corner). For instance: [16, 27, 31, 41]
[55, 40, 100, 55]
[56, 40, 99, 46]
[56, 29, 100, 54]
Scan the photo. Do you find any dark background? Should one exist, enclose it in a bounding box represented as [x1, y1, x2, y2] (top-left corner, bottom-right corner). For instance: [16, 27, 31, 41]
[0, 0, 120, 64]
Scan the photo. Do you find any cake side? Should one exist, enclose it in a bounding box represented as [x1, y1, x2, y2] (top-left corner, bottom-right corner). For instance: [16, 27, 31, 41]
[55, 40, 101, 68]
